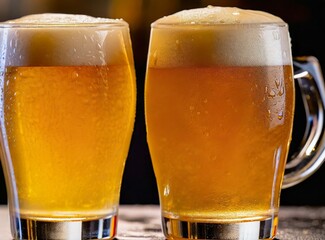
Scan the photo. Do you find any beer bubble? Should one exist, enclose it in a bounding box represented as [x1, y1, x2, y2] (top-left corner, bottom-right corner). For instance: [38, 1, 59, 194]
[203, 130, 210, 137]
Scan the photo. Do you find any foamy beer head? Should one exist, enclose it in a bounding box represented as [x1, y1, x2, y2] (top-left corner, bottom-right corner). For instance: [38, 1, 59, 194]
[0, 13, 132, 66]
[148, 6, 292, 67]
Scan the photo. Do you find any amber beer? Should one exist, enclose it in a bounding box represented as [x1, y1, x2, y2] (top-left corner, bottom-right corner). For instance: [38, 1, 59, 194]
[145, 7, 295, 239]
[4, 64, 135, 218]
[146, 65, 294, 218]
[0, 14, 136, 239]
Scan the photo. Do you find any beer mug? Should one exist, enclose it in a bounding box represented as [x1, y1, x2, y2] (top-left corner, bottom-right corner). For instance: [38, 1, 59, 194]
[145, 7, 325, 239]
[0, 14, 136, 239]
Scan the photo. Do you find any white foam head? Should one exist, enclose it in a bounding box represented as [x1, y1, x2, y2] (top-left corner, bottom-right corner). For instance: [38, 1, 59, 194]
[0, 13, 132, 66]
[148, 6, 292, 67]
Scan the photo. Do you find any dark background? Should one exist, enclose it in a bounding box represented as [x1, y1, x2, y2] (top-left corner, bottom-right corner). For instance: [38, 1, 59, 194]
[0, 0, 324, 206]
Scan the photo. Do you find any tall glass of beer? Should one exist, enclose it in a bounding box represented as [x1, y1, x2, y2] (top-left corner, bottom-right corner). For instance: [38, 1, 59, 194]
[0, 14, 136, 239]
[145, 7, 325, 239]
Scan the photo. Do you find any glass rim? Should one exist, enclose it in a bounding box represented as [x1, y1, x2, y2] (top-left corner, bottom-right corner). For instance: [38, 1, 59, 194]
[151, 21, 288, 29]
[0, 20, 129, 29]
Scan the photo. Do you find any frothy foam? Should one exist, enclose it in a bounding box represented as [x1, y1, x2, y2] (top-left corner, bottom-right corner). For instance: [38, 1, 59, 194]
[0, 14, 132, 66]
[6, 13, 124, 25]
[149, 7, 292, 67]
[154, 6, 284, 25]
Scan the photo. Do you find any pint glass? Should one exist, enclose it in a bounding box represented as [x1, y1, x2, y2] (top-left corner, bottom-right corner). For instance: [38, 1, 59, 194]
[0, 14, 136, 239]
[145, 7, 325, 239]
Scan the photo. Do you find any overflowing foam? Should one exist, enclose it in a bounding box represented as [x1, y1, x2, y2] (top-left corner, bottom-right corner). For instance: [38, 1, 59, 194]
[149, 6, 292, 67]
[0, 14, 132, 66]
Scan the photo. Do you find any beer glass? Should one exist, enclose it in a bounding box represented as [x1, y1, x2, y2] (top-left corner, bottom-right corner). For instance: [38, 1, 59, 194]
[145, 7, 325, 239]
[0, 14, 136, 239]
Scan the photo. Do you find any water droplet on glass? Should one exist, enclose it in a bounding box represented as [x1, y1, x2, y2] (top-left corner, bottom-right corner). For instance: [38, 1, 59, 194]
[283, 50, 287, 58]
[278, 111, 284, 120]
[153, 51, 158, 66]
[164, 185, 170, 196]
[189, 106, 194, 111]
[278, 87, 284, 96]
[268, 90, 276, 97]
[275, 79, 281, 88]
[272, 31, 280, 40]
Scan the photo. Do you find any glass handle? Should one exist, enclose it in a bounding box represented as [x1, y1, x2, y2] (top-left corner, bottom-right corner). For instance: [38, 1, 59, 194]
[283, 56, 325, 188]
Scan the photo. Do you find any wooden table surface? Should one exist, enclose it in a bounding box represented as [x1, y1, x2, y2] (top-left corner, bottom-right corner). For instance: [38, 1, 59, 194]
[1, 205, 324, 239]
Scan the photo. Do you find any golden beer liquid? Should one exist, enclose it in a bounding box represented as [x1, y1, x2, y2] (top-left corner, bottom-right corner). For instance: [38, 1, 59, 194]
[145, 65, 294, 221]
[4, 64, 136, 219]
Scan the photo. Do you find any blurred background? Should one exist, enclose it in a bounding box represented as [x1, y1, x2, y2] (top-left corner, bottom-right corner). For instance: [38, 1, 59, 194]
[0, 0, 324, 206]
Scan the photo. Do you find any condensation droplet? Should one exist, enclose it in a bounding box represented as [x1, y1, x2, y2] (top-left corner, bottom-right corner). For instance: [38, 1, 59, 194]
[153, 51, 158, 66]
[283, 50, 287, 58]
[189, 106, 194, 111]
[164, 185, 170, 196]
[268, 90, 276, 97]
[203, 130, 210, 137]
[72, 71, 79, 78]
[272, 30, 280, 40]
[278, 87, 284, 96]
[278, 111, 284, 120]
[275, 79, 281, 88]
[203, 98, 208, 104]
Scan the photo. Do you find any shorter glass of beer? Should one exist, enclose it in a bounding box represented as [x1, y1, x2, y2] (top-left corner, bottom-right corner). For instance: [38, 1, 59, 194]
[145, 6, 325, 239]
[0, 14, 136, 239]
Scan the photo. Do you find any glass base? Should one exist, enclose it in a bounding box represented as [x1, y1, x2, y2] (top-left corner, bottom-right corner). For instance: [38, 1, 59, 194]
[162, 216, 277, 239]
[12, 214, 117, 239]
